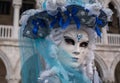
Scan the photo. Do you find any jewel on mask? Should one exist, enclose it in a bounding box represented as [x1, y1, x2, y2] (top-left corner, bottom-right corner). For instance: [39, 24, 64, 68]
[77, 34, 83, 42]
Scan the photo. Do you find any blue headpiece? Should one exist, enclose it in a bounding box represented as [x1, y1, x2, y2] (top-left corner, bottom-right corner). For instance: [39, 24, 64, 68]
[21, 0, 112, 38]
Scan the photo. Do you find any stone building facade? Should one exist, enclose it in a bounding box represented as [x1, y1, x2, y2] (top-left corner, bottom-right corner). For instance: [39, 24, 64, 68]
[0, 0, 120, 83]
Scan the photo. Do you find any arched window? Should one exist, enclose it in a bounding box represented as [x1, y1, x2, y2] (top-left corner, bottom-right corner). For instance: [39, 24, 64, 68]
[107, 2, 120, 34]
[115, 61, 120, 83]
[0, 58, 7, 83]
[20, 0, 36, 15]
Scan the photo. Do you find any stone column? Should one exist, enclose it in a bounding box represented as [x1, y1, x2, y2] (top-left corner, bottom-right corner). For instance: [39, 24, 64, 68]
[13, 4, 21, 39]
[101, 1, 109, 45]
[102, 26, 108, 44]
[36, 0, 43, 9]
[12, 0, 22, 39]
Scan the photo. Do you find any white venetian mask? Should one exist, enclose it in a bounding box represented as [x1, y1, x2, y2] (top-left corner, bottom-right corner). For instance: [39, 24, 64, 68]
[59, 27, 89, 68]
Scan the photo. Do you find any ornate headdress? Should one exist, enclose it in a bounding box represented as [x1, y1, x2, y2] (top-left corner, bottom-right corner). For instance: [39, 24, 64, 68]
[20, 0, 113, 39]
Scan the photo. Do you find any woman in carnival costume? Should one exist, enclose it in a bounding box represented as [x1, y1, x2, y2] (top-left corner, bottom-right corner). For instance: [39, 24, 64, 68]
[19, 0, 113, 83]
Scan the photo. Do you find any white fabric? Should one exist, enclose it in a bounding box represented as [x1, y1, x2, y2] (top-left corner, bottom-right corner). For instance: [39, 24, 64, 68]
[102, 8, 113, 21]
[93, 69, 101, 83]
[46, 0, 66, 15]
[19, 9, 42, 26]
[85, 3, 102, 16]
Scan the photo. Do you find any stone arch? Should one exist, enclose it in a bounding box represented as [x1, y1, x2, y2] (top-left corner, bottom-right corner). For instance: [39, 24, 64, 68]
[0, 50, 13, 80]
[111, 0, 120, 13]
[107, 1, 120, 34]
[109, 0, 120, 26]
[94, 53, 108, 81]
[100, 0, 120, 8]
[110, 54, 120, 82]
[97, 0, 120, 14]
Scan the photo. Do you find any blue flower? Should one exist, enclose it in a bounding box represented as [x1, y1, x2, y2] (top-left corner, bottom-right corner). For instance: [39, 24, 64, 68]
[32, 18, 46, 35]
[49, 12, 62, 28]
[62, 6, 80, 29]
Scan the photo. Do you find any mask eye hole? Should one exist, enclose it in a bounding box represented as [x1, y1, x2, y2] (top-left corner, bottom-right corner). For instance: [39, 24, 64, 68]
[80, 41, 89, 47]
[64, 36, 75, 45]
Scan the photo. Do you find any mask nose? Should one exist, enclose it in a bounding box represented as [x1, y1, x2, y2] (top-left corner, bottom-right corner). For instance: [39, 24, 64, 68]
[73, 44, 80, 55]
[72, 51, 80, 55]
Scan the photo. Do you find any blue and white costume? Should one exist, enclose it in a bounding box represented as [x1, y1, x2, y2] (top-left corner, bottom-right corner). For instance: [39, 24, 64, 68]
[19, 0, 112, 83]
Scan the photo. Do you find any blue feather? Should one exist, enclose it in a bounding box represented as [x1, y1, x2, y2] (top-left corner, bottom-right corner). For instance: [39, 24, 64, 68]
[95, 26, 101, 37]
[49, 12, 62, 28]
[73, 16, 80, 29]
[72, 7, 79, 15]
[62, 17, 71, 29]
[96, 17, 104, 26]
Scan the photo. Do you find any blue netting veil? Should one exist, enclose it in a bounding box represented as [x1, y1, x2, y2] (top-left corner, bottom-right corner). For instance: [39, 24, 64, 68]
[19, 25, 91, 83]
[19, 25, 44, 83]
